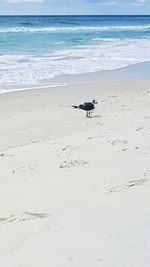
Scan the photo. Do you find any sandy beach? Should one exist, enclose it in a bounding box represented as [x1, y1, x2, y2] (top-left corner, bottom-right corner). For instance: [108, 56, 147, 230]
[0, 78, 150, 266]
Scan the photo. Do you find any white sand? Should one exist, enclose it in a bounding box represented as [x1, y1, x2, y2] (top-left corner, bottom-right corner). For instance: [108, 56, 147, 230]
[0, 79, 150, 267]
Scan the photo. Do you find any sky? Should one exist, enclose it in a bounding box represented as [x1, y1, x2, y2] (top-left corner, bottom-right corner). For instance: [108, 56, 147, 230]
[0, 0, 150, 15]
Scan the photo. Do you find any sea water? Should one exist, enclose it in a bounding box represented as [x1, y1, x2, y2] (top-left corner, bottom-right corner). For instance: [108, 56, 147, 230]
[0, 15, 150, 91]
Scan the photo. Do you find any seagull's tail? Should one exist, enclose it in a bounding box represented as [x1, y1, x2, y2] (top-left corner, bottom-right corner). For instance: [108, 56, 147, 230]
[72, 105, 78, 109]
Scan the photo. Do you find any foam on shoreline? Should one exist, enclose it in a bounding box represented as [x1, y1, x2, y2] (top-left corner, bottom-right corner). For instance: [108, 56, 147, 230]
[0, 37, 150, 93]
[1, 61, 150, 95]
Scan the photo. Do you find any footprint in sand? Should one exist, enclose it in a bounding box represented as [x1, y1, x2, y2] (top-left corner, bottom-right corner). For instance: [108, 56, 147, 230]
[0, 212, 50, 225]
[18, 212, 50, 222]
[0, 153, 5, 158]
[110, 140, 128, 146]
[0, 153, 14, 158]
[121, 148, 128, 152]
[0, 215, 16, 224]
[58, 145, 80, 157]
[135, 146, 140, 150]
[142, 91, 149, 97]
[60, 159, 89, 169]
[87, 136, 96, 140]
[107, 177, 148, 193]
[136, 126, 143, 132]
[87, 134, 102, 140]
[12, 164, 39, 174]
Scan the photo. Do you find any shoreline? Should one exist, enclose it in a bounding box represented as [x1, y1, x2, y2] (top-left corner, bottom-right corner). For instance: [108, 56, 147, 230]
[1, 60, 150, 95]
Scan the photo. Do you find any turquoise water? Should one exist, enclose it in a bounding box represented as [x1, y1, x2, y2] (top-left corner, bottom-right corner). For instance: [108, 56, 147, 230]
[0, 15, 150, 91]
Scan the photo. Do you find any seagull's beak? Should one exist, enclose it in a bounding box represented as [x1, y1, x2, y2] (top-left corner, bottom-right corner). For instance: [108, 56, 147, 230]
[93, 100, 98, 104]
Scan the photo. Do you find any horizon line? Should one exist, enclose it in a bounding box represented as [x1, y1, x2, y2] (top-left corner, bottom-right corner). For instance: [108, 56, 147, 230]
[0, 14, 150, 16]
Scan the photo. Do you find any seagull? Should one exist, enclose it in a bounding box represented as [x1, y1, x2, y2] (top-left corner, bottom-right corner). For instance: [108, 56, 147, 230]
[72, 99, 98, 118]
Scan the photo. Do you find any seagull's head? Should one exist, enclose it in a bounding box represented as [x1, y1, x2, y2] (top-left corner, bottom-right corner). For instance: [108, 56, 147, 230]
[92, 99, 98, 105]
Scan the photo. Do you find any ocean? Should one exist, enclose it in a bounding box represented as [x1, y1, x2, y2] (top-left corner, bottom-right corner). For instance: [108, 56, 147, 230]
[0, 15, 150, 92]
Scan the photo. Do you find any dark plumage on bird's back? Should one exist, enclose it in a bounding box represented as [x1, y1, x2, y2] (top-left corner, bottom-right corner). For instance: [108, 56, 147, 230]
[72, 99, 98, 118]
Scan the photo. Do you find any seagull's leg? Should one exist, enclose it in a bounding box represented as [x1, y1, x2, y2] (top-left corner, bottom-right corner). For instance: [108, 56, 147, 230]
[89, 112, 91, 118]
[86, 111, 88, 118]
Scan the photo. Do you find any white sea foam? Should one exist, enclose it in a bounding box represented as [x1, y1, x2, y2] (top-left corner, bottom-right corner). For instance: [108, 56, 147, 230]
[0, 38, 150, 91]
[0, 25, 150, 33]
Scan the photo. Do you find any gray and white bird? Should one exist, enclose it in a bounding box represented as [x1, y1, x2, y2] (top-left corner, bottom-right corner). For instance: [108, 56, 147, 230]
[72, 99, 98, 118]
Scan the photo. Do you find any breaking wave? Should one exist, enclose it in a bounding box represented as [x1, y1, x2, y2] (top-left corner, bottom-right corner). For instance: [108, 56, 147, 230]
[0, 38, 150, 91]
[0, 25, 150, 33]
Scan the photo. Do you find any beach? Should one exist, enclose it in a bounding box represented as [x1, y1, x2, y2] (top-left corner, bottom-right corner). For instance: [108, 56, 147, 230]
[0, 77, 150, 266]
[1, 14, 150, 266]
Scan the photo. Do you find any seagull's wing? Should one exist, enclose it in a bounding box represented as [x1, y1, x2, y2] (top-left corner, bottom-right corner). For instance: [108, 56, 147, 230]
[83, 102, 94, 109]
[79, 104, 84, 110]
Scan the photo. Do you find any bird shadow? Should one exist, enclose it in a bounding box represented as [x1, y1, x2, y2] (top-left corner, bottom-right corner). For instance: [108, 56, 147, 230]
[90, 114, 101, 118]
